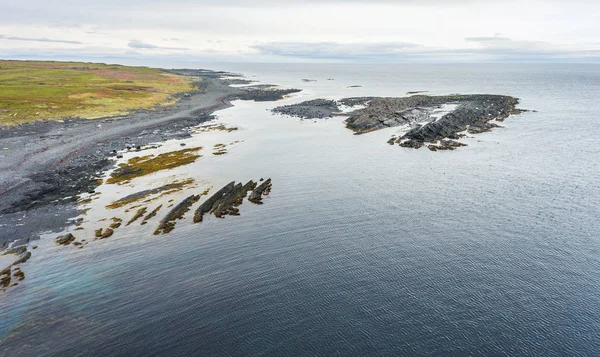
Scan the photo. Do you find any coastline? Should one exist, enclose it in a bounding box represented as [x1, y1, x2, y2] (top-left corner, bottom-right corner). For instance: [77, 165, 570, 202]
[0, 63, 529, 297]
[0, 62, 595, 357]
[0, 68, 295, 248]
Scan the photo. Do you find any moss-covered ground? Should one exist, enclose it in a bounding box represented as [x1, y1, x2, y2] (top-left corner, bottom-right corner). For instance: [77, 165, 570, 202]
[0, 60, 196, 126]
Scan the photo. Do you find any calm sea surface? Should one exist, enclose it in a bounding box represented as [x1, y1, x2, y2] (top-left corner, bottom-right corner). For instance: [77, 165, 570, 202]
[1, 64, 599, 356]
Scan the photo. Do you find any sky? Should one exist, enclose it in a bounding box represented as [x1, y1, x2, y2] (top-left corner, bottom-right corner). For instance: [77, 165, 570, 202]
[1, 0, 600, 63]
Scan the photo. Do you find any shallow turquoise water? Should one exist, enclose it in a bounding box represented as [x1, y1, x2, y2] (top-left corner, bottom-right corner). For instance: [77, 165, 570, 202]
[1, 64, 600, 356]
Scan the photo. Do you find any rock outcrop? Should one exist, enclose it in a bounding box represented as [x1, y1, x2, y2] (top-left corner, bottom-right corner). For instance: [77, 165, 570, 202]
[154, 194, 201, 235]
[1, 247, 31, 291]
[273, 94, 526, 150]
[272, 99, 341, 119]
[56, 233, 76, 246]
[193, 182, 237, 223]
[95, 228, 114, 239]
[127, 207, 148, 226]
[248, 179, 272, 204]
[235, 88, 301, 102]
[193, 179, 272, 223]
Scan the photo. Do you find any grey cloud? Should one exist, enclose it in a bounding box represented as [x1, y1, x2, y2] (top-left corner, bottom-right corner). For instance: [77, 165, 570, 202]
[253, 39, 600, 62]
[253, 41, 420, 60]
[128, 40, 189, 50]
[463, 36, 573, 54]
[128, 40, 158, 49]
[0, 34, 81, 44]
[465, 36, 512, 42]
[23, 0, 586, 6]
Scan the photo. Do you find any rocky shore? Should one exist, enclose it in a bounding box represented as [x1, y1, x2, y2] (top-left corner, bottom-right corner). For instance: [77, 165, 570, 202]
[0, 246, 32, 292]
[272, 99, 341, 119]
[273, 94, 526, 149]
[0, 69, 298, 249]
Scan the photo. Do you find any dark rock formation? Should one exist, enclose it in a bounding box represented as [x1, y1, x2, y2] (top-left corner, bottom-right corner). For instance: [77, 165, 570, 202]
[0, 245, 30, 289]
[154, 194, 201, 235]
[373, 95, 523, 148]
[338, 97, 375, 107]
[193, 182, 236, 223]
[95, 228, 114, 239]
[193, 179, 271, 223]
[141, 205, 162, 225]
[127, 207, 148, 226]
[56, 233, 76, 246]
[276, 94, 525, 150]
[271, 97, 375, 120]
[106, 180, 194, 209]
[248, 178, 272, 204]
[273, 99, 340, 119]
[0, 267, 10, 288]
[426, 140, 468, 151]
[13, 269, 25, 281]
[212, 181, 257, 218]
[234, 88, 302, 102]
[3, 246, 27, 255]
[12, 251, 31, 265]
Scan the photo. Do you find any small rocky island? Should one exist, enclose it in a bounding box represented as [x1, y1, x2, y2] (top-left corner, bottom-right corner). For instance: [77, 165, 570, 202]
[273, 94, 526, 150]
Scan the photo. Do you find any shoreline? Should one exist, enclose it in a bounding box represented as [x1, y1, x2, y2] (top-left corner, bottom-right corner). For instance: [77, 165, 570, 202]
[0, 68, 296, 248]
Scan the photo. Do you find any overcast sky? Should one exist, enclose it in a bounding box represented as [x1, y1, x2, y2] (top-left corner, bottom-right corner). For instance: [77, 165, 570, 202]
[1, 0, 599, 63]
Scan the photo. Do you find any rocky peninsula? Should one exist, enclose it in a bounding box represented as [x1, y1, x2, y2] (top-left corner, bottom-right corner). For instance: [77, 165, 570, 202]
[273, 94, 526, 150]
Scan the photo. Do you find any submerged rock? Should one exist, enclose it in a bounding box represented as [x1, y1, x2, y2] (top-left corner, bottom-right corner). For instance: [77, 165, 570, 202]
[193, 182, 236, 223]
[248, 178, 272, 204]
[106, 179, 194, 209]
[13, 269, 25, 281]
[1, 247, 32, 290]
[0, 268, 10, 288]
[142, 205, 162, 225]
[2, 246, 27, 255]
[211, 181, 256, 218]
[127, 207, 148, 226]
[427, 140, 468, 151]
[154, 194, 202, 235]
[95, 228, 114, 239]
[193, 179, 270, 223]
[12, 251, 31, 265]
[55, 233, 76, 246]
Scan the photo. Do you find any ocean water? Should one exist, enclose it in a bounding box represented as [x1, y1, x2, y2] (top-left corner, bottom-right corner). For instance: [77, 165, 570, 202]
[1, 63, 600, 356]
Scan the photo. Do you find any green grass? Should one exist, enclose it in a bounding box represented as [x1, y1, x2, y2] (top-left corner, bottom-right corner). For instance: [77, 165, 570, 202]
[0, 60, 196, 126]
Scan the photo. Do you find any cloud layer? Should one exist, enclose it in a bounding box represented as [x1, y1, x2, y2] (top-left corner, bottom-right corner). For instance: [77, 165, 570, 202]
[1, 1, 599, 62]
[0, 34, 81, 44]
[127, 40, 189, 51]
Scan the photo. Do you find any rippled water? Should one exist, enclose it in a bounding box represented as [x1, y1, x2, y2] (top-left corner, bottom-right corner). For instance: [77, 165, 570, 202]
[1, 64, 600, 356]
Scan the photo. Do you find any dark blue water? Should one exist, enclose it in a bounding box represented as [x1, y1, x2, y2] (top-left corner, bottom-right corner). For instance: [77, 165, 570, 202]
[1, 64, 600, 356]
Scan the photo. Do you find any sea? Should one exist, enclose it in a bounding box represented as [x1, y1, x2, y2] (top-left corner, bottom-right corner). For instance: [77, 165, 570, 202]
[1, 63, 599, 356]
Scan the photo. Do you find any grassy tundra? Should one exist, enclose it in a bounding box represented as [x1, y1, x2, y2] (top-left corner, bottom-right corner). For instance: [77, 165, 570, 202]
[0, 60, 196, 126]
